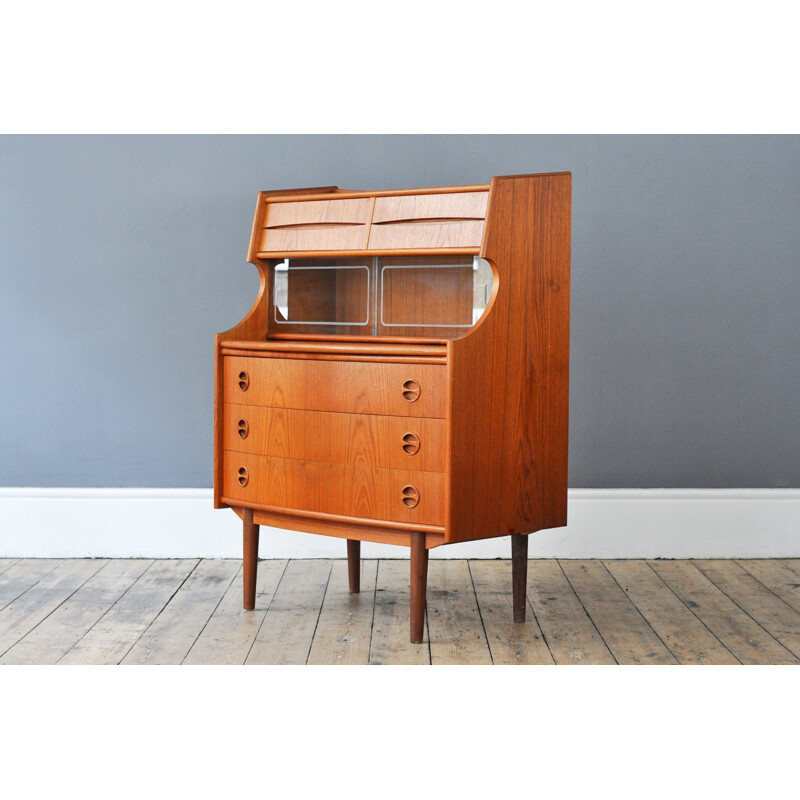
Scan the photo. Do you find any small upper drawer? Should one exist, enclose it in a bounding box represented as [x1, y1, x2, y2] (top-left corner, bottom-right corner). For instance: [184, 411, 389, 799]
[372, 192, 488, 224]
[259, 198, 372, 253]
[368, 191, 488, 250]
[224, 356, 447, 418]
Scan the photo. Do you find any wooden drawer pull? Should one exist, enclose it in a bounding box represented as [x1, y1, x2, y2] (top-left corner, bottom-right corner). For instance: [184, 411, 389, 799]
[402, 432, 420, 455]
[237, 467, 249, 487]
[401, 485, 419, 509]
[237, 419, 249, 439]
[402, 380, 420, 402]
[238, 371, 250, 391]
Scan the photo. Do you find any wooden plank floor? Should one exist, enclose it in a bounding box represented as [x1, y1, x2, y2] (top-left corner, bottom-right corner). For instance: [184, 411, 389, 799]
[1, 558, 799, 665]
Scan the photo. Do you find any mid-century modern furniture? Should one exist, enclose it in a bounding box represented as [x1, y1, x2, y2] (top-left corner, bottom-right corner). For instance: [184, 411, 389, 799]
[214, 172, 571, 643]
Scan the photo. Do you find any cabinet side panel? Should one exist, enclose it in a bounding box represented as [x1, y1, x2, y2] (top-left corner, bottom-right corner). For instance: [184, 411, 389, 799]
[447, 174, 571, 542]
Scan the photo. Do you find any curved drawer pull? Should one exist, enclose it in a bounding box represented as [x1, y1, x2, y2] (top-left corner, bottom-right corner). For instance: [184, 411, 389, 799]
[402, 432, 420, 455]
[401, 485, 419, 509]
[238, 371, 250, 391]
[402, 380, 420, 402]
[237, 419, 249, 439]
[237, 466, 249, 487]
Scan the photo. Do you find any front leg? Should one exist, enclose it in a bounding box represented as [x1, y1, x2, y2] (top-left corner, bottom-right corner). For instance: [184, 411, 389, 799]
[243, 508, 260, 610]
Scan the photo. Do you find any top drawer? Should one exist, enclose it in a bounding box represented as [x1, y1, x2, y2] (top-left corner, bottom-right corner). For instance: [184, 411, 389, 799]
[368, 191, 488, 250]
[224, 356, 447, 418]
[260, 198, 372, 253]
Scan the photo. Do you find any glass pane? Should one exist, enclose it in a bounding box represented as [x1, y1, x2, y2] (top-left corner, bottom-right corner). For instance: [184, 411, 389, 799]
[273, 260, 370, 326]
[380, 257, 493, 328]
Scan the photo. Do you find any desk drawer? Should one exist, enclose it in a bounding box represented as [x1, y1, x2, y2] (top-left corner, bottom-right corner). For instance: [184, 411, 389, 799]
[223, 356, 446, 418]
[260, 197, 372, 253]
[223, 404, 446, 472]
[368, 191, 487, 250]
[222, 452, 445, 526]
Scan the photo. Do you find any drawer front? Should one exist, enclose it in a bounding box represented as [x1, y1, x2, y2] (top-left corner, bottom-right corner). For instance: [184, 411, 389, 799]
[368, 220, 484, 250]
[368, 191, 487, 250]
[372, 192, 489, 223]
[224, 404, 446, 473]
[224, 356, 447, 418]
[260, 198, 372, 253]
[222, 452, 445, 526]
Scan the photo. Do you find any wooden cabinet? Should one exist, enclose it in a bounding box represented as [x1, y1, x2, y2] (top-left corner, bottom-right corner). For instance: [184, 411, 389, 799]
[215, 173, 571, 642]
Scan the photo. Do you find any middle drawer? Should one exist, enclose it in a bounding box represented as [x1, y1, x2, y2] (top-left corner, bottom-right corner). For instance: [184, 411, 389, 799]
[223, 404, 445, 473]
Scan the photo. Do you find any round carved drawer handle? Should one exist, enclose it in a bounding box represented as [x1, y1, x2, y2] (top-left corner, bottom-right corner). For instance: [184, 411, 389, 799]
[401, 485, 419, 509]
[237, 467, 249, 487]
[402, 380, 420, 403]
[402, 432, 420, 455]
[238, 371, 250, 391]
[237, 419, 249, 439]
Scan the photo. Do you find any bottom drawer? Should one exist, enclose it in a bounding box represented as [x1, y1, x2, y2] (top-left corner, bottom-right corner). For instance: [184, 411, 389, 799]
[222, 452, 444, 526]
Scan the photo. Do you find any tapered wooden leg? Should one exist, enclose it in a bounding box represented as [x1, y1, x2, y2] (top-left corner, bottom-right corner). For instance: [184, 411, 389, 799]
[511, 533, 528, 622]
[243, 508, 259, 610]
[347, 539, 361, 593]
[410, 532, 429, 643]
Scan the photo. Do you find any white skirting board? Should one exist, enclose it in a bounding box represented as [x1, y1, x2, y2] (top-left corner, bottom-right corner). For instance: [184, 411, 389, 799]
[0, 488, 798, 559]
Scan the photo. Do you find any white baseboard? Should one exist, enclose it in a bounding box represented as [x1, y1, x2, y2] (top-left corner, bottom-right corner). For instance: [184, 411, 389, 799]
[0, 488, 798, 559]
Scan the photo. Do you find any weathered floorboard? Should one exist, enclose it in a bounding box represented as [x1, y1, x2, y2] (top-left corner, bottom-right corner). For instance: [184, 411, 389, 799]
[122, 560, 239, 665]
[649, 560, 799, 665]
[60, 559, 199, 665]
[0, 559, 62, 612]
[0, 560, 107, 656]
[562, 560, 678, 664]
[527, 560, 616, 664]
[307, 560, 378, 665]
[1, 559, 151, 665]
[604, 560, 738, 664]
[469, 560, 554, 664]
[1, 558, 798, 666]
[246, 559, 332, 665]
[369, 559, 430, 665]
[738, 559, 800, 614]
[427, 560, 492, 665]
[693, 560, 800, 659]
[183, 560, 288, 665]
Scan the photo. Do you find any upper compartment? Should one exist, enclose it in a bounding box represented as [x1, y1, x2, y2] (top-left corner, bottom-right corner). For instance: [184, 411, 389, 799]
[252, 187, 489, 257]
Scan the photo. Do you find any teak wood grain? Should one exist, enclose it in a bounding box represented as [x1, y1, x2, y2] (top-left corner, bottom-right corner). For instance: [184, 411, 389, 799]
[223, 403, 446, 472]
[215, 174, 571, 640]
[448, 173, 571, 543]
[223, 355, 447, 418]
[223, 452, 445, 526]
[371, 191, 489, 223]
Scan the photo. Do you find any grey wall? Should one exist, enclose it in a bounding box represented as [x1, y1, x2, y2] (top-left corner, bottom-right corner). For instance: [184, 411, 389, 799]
[1, 135, 798, 488]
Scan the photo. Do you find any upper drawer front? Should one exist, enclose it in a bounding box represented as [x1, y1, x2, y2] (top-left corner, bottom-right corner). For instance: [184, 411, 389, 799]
[260, 198, 372, 253]
[224, 356, 446, 418]
[372, 191, 489, 223]
[224, 404, 446, 473]
[368, 191, 488, 250]
[222, 451, 445, 526]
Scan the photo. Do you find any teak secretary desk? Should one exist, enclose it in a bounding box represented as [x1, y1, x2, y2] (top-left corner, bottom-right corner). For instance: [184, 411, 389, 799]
[214, 172, 571, 643]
